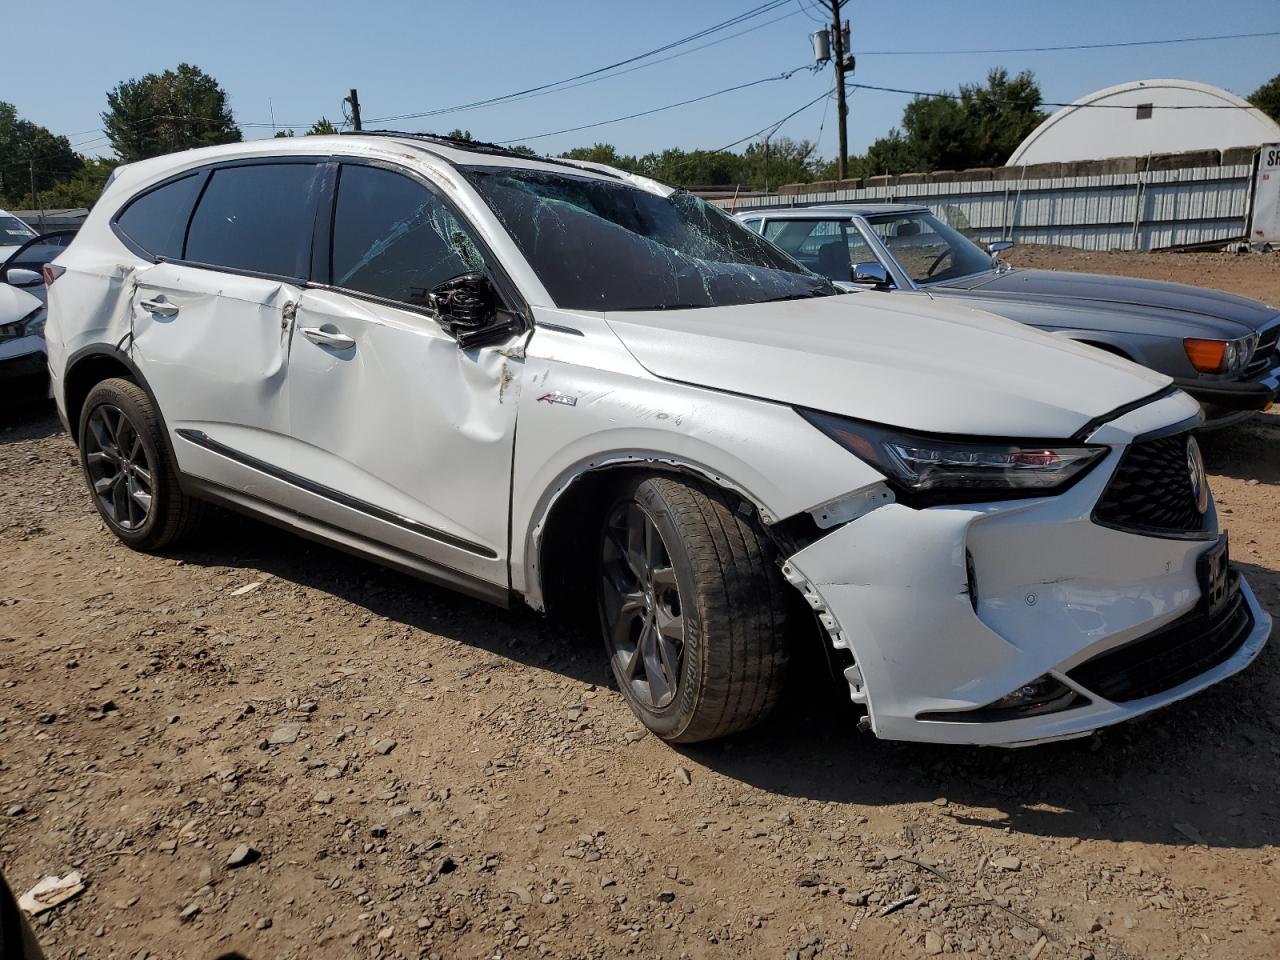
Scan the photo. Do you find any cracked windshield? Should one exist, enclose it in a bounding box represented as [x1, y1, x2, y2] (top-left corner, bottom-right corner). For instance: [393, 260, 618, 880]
[463, 166, 836, 311]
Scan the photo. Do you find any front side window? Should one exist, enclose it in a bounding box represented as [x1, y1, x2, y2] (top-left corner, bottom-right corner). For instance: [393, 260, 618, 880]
[762, 218, 878, 281]
[330, 164, 487, 307]
[463, 166, 834, 312]
[185, 163, 319, 278]
[114, 174, 203, 259]
[866, 212, 993, 285]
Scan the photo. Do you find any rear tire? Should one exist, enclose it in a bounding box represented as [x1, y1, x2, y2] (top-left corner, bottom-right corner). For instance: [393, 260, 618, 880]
[596, 474, 790, 743]
[78, 378, 204, 551]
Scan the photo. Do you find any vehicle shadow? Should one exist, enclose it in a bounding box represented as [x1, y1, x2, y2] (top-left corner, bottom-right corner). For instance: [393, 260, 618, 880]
[1199, 414, 1280, 485]
[679, 558, 1279, 852]
[177, 500, 1280, 852]
[169, 508, 611, 690]
[0, 380, 58, 442]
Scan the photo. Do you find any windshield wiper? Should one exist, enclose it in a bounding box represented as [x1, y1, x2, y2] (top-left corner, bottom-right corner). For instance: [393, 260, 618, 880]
[757, 289, 836, 304]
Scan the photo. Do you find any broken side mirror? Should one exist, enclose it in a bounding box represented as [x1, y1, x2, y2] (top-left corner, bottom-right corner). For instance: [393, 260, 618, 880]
[429, 273, 517, 348]
[851, 262, 891, 288]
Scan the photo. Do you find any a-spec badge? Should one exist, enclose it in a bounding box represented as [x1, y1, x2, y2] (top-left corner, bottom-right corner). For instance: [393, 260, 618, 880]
[537, 392, 578, 407]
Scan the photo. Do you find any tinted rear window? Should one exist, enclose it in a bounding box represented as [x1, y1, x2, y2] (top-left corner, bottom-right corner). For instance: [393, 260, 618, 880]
[331, 164, 488, 306]
[115, 174, 202, 259]
[185, 164, 318, 278]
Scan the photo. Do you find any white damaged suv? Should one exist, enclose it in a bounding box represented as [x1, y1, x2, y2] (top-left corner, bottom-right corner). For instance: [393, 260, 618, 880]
[44, 134, 1270, 746]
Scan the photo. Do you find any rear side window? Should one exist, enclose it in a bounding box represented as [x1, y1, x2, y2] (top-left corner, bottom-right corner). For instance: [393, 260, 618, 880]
[115, 174, 202, 259]
[185, 163, 319, 278]
[330, 164, 487, 307]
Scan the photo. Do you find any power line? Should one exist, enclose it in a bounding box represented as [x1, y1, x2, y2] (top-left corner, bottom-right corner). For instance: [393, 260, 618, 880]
[435, 6, 803, 122]
[500, 66, 815, 145]
[365, 0, 795, 124]
[848, 80, 1273, 109]
[858, 29, 1280, 56]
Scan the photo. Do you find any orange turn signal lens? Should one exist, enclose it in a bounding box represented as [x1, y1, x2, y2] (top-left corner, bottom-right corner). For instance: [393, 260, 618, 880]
[1184, 338, 1227, 373]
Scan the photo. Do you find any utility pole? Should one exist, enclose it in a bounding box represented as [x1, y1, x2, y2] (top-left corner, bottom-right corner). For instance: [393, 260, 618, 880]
[346, 89, 363, 131]
[829, 1, 849, 180]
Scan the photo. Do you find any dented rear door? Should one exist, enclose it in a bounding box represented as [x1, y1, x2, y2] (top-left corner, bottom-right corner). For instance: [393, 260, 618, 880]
[129, 160, 323, 496]
[130, 260, 298, 492]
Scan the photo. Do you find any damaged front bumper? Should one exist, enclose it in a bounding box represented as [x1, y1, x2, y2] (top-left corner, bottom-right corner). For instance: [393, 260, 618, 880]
[782, 419, 1271, 748]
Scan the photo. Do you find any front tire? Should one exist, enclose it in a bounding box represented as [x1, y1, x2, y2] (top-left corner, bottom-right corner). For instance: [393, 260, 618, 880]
[597, 474, 790, 743]
[78, 378, 203, 550]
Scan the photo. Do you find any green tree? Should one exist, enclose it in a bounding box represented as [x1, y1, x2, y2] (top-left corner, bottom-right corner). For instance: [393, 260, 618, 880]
[0, 102, 82, 205]
[739, 137, 818, 190]
[445, 128, 475, 142]
[561, 143, 642, 171]
[640, 147, 743, 187]
[901, 68, 1045, 171]
[102, 64, 241, 162]
[273, 129, 295, 138]
[306, 118, 338, 136]
[41, 156, 120, 208]
[1249, 73, 1280, 123]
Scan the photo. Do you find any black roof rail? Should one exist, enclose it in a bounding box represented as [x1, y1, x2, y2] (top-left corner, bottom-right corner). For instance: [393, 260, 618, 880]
[339, 129, 621, 177]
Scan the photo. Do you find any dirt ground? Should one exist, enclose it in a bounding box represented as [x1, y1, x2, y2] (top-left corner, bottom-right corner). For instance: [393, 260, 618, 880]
[2, 248, 1279, 960]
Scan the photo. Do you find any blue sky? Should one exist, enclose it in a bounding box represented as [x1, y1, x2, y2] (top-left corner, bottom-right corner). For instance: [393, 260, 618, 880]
[2, 0, 1277, 162]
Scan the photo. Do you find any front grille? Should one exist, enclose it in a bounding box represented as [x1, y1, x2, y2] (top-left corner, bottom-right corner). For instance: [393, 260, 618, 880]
[1067, 579, 1252, 702]
[1244, 321, 1280, 379]
[1092, 433, 1209, 537]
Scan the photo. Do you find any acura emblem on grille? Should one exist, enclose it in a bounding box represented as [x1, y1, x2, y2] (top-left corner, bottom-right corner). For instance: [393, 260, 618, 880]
[1186, 435, 1209, 515]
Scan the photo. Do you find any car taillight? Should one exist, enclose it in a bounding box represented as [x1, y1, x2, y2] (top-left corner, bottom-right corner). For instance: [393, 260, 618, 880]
[43, 263, 65, 285]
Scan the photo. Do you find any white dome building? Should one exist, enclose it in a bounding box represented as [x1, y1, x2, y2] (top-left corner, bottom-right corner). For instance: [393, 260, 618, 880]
[1007, 79, 1280, 166]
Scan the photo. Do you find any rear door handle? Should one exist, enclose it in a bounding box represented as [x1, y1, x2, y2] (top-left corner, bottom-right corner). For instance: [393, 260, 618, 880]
[140, 296, 179, 318]
[301, 326, 356, 350]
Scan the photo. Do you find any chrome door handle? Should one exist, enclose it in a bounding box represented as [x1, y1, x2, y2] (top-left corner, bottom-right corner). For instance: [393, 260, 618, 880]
[301, 326, 356, 350]
[140, 296, 179, 317]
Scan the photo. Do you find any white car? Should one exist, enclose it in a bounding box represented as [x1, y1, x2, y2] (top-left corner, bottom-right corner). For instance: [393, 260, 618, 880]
[0, 281, 46, 385]
[43, 134, 1270, 747]
[0, 209, 37, 263]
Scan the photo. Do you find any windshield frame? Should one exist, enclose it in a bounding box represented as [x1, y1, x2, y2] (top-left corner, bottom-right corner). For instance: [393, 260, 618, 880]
[855, 210, 998, 288]
[459, 164, 839, 313]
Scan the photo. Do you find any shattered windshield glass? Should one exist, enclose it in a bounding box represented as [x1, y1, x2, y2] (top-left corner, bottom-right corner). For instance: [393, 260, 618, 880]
[462, 166, 836, 312]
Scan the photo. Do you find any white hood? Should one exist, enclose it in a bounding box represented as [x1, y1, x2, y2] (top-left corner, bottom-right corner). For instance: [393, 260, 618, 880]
[0, 282, 42, 324]
[604, 292, 1171, 438]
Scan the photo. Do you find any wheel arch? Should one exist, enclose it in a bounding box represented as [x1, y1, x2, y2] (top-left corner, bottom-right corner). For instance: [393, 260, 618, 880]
[525, 453, 773, 618]
[63, 345, 166, 446]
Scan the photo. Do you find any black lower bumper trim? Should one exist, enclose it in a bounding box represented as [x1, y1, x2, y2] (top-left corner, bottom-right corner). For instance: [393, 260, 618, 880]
[1067, 579, 1254, 703]
[1174, 376, 1278, 412]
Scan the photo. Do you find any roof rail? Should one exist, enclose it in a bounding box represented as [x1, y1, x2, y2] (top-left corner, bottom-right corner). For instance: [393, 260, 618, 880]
[339, 129, 608, 176]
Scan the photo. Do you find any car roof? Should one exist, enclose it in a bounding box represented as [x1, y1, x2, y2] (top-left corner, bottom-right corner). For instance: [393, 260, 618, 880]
[107, 132, 648, 192]
[738, 203, 930, 219]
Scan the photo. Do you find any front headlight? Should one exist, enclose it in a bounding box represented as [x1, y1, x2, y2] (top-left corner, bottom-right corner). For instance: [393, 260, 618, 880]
[0, 307, 45, 341]
[1184, 334, 1257, 375]
[798, 409, 1109, 505]
[22, 306, 46, 338]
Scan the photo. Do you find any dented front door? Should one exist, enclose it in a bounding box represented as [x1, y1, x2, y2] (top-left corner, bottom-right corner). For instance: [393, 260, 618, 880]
[286, 288, 525, 587]
[129, 260, 298, 491]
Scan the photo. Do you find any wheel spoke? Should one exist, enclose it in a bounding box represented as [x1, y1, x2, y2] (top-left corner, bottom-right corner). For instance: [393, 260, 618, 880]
[656, 605, 684, 643]
[129, 478, 153, 516]
[624, 506, 648, 583]
[650, 565, 677, 591]
[93, 474, 116, 496]
[640, 620, 673, 705]
[111, 474, 130, 525]
[132, 463, 152, 489]
[86, 450, 117, 468]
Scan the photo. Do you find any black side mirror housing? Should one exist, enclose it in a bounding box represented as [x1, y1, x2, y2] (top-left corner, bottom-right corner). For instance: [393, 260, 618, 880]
[429, 273, 518, 348]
